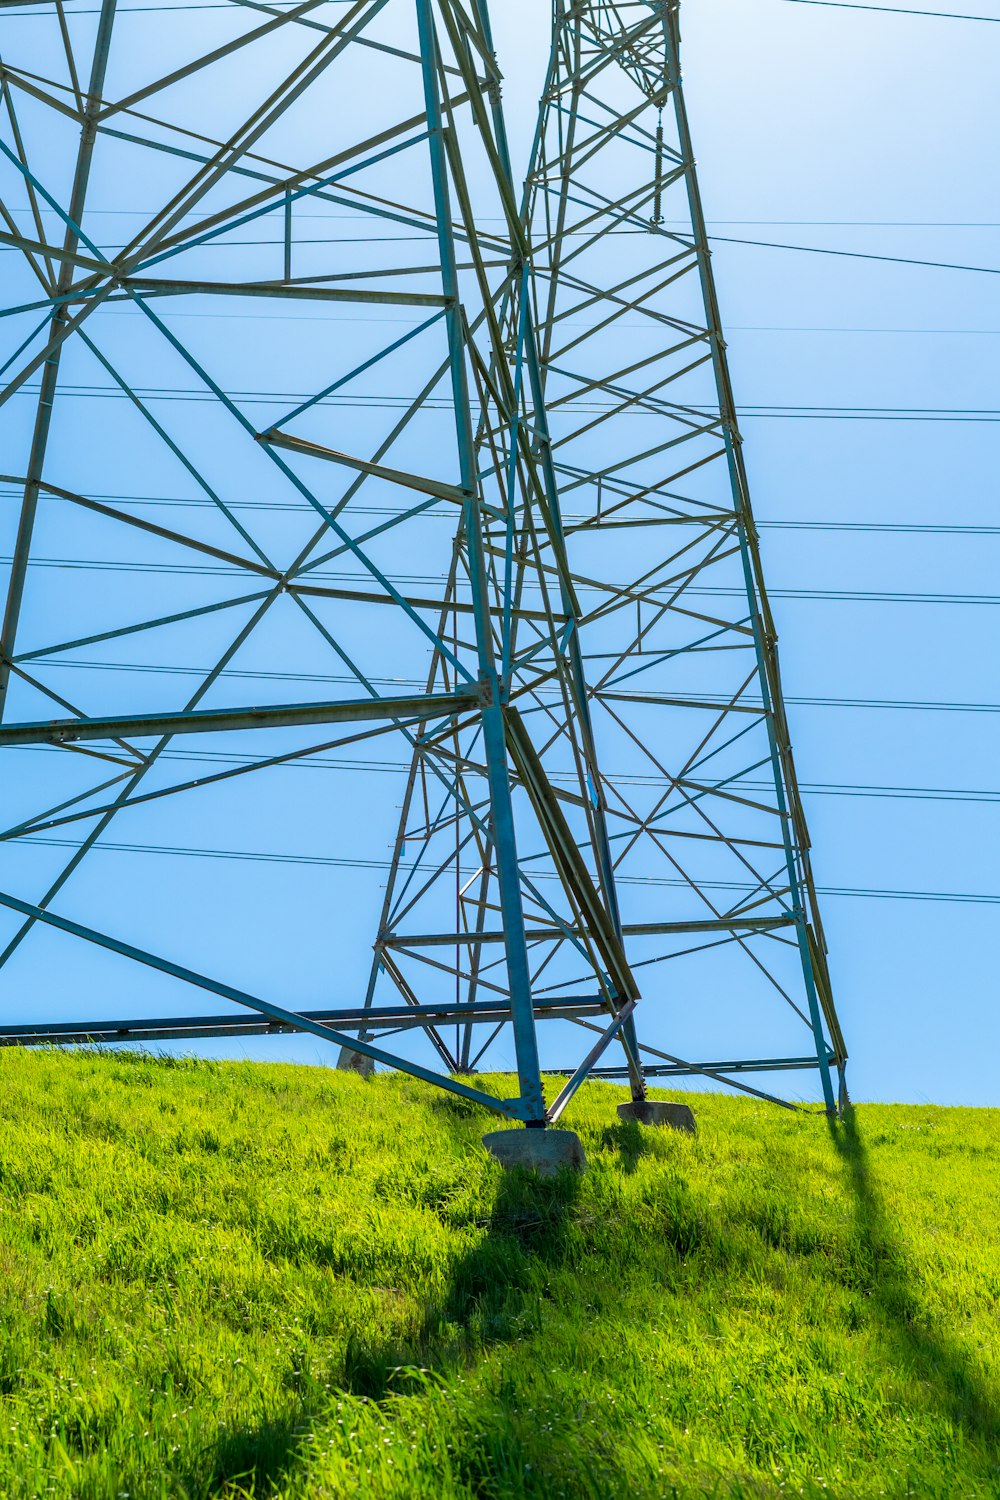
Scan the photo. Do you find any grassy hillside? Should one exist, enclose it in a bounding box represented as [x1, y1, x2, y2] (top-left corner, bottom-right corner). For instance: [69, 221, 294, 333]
[0, 1052, 995, 1498]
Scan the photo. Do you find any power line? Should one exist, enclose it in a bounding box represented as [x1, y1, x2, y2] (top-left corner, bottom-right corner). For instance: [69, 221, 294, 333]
[16, 207, 1000, 228]
[17, 207, 1000, 226]
[760, 520, 1000, 534]
[787, 782, 1000, 803]
[8, 558, 1000, 606]
[704, 221, 1000, 226]
[732, 326, 1000, 334]
[91, 311, 1000, 335]
[4, 556, 999, 607]
[708, 233, 1000, 276]
[780, 0, 1000, 20]
[6, 0, 1000, 17]
[736, 409, 1000, 422]
[3, 487, 996, 534]
[5, 229, 1000, 275]
[13, 661, 1000, 714]
[7, 384, 1000, 423]
[2, 0, 338, 11]
[10, 831, 1000, 906]
[21, 742, 998, 805]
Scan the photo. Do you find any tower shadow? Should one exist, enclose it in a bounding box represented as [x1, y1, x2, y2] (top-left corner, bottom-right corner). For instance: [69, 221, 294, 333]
[343, 1153, 582, 1400]
[829, 1108, 999, 1463]
[188, 1149, 583, 1496]
[190, 1107, 1000, 1496]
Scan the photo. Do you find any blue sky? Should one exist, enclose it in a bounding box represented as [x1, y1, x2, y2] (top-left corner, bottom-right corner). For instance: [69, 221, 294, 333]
[0, 0, 997, 1107]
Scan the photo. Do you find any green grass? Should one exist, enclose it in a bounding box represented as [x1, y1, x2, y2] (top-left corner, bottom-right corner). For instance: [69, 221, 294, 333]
[0, 1051, 994, 1498]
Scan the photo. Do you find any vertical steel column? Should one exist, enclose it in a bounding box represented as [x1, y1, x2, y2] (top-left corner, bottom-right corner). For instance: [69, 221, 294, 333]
[491, 0, 646, 1100]
[415, 0, 544, 1124]
[0, 0, 118, 719]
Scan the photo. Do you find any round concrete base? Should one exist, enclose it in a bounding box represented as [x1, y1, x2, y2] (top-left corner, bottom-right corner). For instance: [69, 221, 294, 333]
[482, 1127, 587, 1176]
[617, 1100, 696, 1133]
[336, 1044, 374, 1078]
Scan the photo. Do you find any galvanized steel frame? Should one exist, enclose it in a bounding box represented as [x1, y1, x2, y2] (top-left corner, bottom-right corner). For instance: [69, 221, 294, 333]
[0, 0, 847, 1122]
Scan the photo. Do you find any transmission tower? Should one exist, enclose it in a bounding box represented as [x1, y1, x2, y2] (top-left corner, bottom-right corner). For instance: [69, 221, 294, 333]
[519, 0, 847, 1113]
[0, 0, 846, 1138]
[358, 0, 848, 1118]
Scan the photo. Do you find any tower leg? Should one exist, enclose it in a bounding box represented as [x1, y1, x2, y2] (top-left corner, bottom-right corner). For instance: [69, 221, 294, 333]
[617, 1101, 696, 1134]
[337, 1045, 374, 1079]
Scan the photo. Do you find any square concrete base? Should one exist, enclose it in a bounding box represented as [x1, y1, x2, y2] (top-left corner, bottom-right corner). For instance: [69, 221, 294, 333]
[336, 1044, 374, 1078]
[482, 1128, 587, 1176]
[617, 1100, 696, 1134]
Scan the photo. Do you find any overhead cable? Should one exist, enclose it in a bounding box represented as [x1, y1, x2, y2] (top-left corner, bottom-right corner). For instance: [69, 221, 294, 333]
[12, 833, 1000, 906]
[2, 487, 996, 533]
[780, 0, 1000, 20]
[20, 743, 999, 804]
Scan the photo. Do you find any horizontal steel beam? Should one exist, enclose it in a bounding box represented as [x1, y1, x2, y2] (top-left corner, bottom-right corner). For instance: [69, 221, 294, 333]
[0, 689, 478, 747]
[291, 580, 567, 623]
[124, 278, 450, 308]
[596, 691, 763, 716]
[382, 915, 795, 947]
[0, 997, 608, 1047]
[568, 1056, 834, 1079]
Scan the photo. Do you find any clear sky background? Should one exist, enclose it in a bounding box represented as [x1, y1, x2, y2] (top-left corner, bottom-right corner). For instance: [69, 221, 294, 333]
[0, 0, 997, 1107]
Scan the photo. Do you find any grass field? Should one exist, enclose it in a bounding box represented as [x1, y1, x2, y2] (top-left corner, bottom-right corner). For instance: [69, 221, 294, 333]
[0, 1050, 995, 1498]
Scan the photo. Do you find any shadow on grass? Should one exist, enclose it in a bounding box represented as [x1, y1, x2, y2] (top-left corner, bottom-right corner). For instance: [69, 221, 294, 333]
[343, 1151, 582, 1400]
[830, 1107, 1000, 1460]
[192, 1145, 582, 1497]
[198, 1414, 311, 1499]
[595, 1116, 649, 1173]
[192, 1106, 1000, 1497]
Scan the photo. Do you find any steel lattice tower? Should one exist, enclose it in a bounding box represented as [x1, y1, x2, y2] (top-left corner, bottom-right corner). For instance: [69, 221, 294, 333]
[515, 0, 847, 1113]
[0, 0, 846, 1132]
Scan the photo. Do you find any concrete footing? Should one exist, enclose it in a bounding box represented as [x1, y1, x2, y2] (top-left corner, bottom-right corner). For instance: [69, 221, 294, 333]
[336, 1043, 374, 1078]
[482, 1128, 587, 1176]
[617, 1100, 696, 1134]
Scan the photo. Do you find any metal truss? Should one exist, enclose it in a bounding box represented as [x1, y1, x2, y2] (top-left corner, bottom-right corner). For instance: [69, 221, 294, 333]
[0, 0, 847, 1126]
[347, 0, 847, 1116]
[515, 0, 847, 1112]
